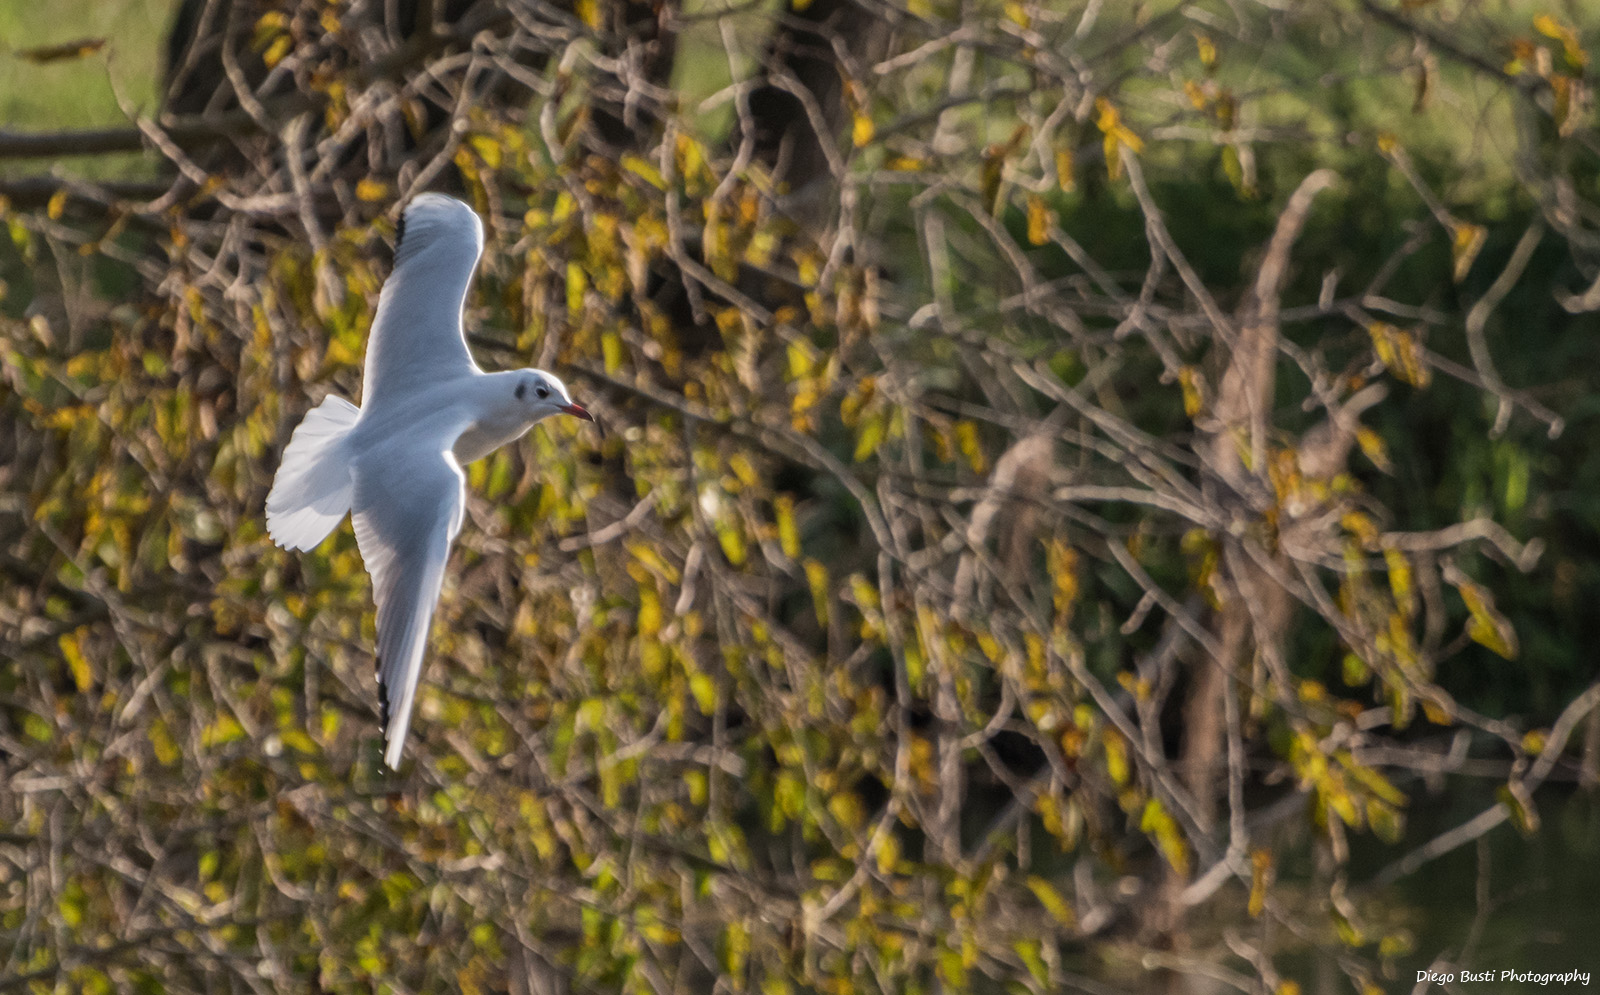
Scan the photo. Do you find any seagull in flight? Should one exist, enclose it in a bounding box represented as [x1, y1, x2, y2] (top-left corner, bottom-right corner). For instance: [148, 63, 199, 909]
[265, 193, 596, 768]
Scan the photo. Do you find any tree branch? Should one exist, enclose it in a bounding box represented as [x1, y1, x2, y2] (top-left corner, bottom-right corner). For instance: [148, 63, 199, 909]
[0, 5, 514, 162]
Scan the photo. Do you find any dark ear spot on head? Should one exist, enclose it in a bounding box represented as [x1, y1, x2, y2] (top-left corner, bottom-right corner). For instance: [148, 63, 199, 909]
[514, 382, 526, 401]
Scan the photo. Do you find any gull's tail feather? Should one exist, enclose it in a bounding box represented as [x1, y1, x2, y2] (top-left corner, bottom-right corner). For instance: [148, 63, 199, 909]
[266, 396, 360, 550]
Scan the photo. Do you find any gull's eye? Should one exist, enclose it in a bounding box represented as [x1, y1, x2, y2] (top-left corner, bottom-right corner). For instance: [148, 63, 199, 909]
[514, 382, 527, 400]
[536, 384, 550, 399]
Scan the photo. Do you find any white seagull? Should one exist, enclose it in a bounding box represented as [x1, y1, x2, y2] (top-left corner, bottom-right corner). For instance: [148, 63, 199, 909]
[265, 193, 595, 769]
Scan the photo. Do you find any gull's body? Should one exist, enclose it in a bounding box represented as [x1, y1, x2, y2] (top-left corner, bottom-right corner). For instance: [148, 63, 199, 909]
[265, 194, 593, 768]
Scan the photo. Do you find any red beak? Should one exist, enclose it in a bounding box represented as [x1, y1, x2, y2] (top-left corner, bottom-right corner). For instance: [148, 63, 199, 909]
[561, 402, 601, 436]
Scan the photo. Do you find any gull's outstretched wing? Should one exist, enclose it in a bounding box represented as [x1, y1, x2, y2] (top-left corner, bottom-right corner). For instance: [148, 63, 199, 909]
[350, 441, 467, 768]
[362, 194, 484, 407]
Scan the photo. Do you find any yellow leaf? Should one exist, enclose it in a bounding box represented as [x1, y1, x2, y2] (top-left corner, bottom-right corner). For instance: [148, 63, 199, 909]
[1178, 366, 1204, 417]
[601, 330, 623, 373]
[1026, 194, 1048, 246]
[355, 178, 389, 202]
[804, 559, 830, 629]
[1383, 546, 1414, 618]
[280, 728, 319, 756]
[1497, 781, 1539, 836]
[1454, 578, 1518, 658]
[1014, 938, 1048, 985]
[1100, 131, 1119, 180]
[1505, 38, 1535, 75]
[852, 112, 874, 148]
[1102, 728, 1129, 785]
[566, 262, 587, 317]
[47, 189, 69, 221]
[775, 494, 800, 559]
[1248, 849, 1272, 917]
[827, 791, 863, 829]
[638, 584, 662, 637]
[1054, 146, 1075, 192]
[1534, 14, 1566, 39]
[954, 419, 986, 474]
[202, 714, 245, 749]
[1095, 98, 1142, 180]
[1195, 32, 1218, 70]
[1340, 510, 1379, 546]
[854, 411, 886, 462]
[688, 671, 717, 714]
[1025, 875, 1076, 926]
[1139, 798, 1191, 875]
[903, 632, 925, 692]
[714, 516, 747, 567]
[1450, 221, 1486, 282]
[1221, 145, 1251, 198]
[1421, 697, 1452, 725]
[1533, 13, 1586, 67]
[263, 33, 293, 69]
[1048, 539, 1079, 623]
[1377, 931, 1414, 961]
[1340, 755, 1407, 806]
[254, 11, 289, 38]
[467, 133, 502, 169]
[1356, 426, 1392, 472]
[149, 717, 181, 766]
[1342, 652, 1369, 686]
[873, 832, 900, 874]
[728, 453, 758, 489]
[620, 154, 666, 190]
[58, 628, 93, 692]
[627, 540, 682, 583]
[1366, 321, 1431, 388]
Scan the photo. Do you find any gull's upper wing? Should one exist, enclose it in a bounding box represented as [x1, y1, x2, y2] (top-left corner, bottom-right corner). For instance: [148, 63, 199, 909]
[362, 194, 484, 406]
[350, 440, 467, 768]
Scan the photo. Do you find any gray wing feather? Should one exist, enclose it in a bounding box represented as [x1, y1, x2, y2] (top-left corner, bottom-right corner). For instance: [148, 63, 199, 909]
[362, 194, 484, 407]
[350, 444, 466, 768]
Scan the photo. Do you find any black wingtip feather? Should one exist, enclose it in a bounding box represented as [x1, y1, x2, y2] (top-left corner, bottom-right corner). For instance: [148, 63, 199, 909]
[393, 208, 408, 258]
[376, 659, 390, 734]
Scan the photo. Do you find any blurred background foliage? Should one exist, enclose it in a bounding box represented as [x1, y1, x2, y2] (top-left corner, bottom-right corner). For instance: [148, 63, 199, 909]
[3, 1, 1600, 993]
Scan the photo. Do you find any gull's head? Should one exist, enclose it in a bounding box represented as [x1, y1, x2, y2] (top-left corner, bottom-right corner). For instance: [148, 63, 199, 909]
[515, 370, 595, 428]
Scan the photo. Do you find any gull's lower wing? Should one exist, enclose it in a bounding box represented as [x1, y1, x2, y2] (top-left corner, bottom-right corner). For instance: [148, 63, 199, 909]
[350, 442, 466, 768]
[362, 194, 484, 406]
